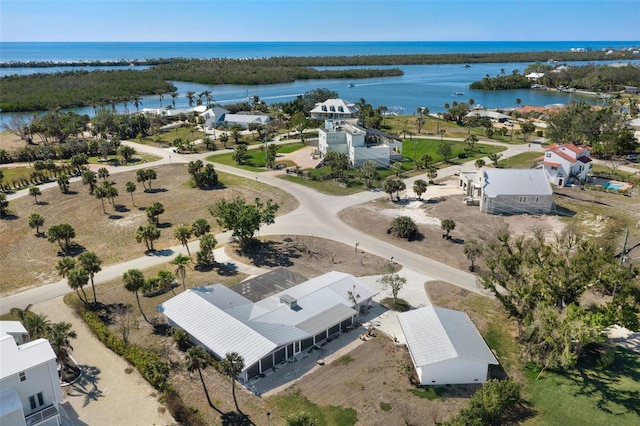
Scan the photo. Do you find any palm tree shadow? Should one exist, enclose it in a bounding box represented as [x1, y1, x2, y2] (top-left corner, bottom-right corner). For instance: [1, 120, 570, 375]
[66, 365, 104, 408]
[220, 411, 254, 426]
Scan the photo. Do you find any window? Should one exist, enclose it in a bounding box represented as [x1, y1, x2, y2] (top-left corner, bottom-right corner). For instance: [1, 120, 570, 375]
[519, 196, 527, 203]
[29, 392, 44, 410]
[19, 371, 26, 382]
[545, 153, 551, 158]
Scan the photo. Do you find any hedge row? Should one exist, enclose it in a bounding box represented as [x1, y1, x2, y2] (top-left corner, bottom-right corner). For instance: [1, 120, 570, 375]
[80, 308, 169, 390]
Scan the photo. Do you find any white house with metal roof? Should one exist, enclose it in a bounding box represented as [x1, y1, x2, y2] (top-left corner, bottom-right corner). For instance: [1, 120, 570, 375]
[223, 113, 272, 129]
[398, 306, 498, 385]
[0, 334, 63, 426]
[158, 271, 377, 382]
[460, 168, 554, 215]
[310, 98, 359, 120]
[199, 106, 230, 129]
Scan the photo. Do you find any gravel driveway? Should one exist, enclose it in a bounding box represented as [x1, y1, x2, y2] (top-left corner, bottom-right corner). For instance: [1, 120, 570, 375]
[34, 297, 175, 426]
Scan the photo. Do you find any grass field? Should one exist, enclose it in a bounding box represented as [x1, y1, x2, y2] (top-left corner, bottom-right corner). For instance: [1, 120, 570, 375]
[497, 151, 542, 169]
[268, 390, 358, 426]
[207, 143, 305, 171]
[523, 347, 640, 425]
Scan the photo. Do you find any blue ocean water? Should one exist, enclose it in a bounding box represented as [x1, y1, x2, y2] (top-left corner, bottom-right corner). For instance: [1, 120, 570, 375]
[1, 41, 639, 125]
[1, 41, 638, 62]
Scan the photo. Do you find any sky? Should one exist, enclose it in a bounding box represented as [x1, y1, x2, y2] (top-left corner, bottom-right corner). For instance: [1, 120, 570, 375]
[1, 0, 639, 42]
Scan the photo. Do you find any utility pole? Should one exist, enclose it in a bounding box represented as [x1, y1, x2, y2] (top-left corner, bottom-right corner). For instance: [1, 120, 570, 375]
[613, 229, 629, 301]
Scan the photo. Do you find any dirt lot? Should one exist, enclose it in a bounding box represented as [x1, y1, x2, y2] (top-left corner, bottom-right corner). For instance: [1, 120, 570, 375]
[339, 178, 568, 272]
[0, 131, 26, 153]
[0, 164, 298, 296]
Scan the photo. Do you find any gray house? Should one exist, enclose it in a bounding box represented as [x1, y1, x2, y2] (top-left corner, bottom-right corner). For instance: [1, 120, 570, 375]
[461, 169, 554, 215]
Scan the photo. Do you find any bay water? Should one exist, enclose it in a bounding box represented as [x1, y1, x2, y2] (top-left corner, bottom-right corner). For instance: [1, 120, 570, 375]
[1, 41, 639, 126]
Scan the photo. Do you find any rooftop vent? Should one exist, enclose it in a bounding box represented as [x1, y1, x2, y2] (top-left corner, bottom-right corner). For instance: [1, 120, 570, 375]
[280, 294, 299, 310]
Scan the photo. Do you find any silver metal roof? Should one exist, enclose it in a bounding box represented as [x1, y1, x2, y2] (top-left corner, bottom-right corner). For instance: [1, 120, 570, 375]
[158, 272, 377, 368]
[483, 168, 552, 197]
[398, 306, 498, 367]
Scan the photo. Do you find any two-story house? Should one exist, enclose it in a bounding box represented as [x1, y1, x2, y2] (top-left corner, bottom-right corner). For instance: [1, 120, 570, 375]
[541, 143, 592, 186]
[0, 334, 63, 426]
[318, 119, 402, 168]
[310, 99, 358, 120]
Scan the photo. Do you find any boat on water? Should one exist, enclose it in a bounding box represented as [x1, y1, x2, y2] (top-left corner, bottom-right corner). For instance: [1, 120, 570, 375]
[463, 63, 471, 68]
[455, 91, 464, 96]
[348, 83, 355, 88]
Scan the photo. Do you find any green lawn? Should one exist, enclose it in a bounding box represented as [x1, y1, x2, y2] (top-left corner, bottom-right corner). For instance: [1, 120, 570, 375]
[523, 347, 640, 425]
[207, 143, 305, 172]
[1, 165, 32, 186]
[278, 173, 366, 196]
[400, 139, 506, 167]
[267, 390, 357, 426]
[497, 151, 542, 169]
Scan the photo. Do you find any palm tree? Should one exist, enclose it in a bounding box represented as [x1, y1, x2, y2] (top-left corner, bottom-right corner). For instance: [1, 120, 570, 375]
[29, 186, 41, 204]
[157, 270, 175, 294]
[94, 185, 108, 213]
[413, 179, 428, 200]
[171, 254, 192, 291]
[170, 92, 179, 109]
[47, 321, 77, 369]
[55, 257, 76, 278]
[125, 181, 136, 206]
[25, 312, 51, 339]
[191, 218, 210, 237]
[185, 346, 217, 409]
[67, 267, 90, 305]
[9, 304, 33, 325]
[174, 224, 193, 255]
[123, 269, 151, 324]
[221, 352, 245, 413]
[28, 213, 45, 235]
[133, 96, 143, 112]
[185, 91, 196, 107]
[78, 251, 102, 304]
[515, 98, 522, 108]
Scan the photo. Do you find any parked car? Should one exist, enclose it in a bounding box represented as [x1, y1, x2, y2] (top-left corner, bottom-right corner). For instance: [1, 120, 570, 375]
[627, 154, 638, 162]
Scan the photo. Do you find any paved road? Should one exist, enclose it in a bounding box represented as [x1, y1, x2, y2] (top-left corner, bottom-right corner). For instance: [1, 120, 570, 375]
[0, 136, 605, 315]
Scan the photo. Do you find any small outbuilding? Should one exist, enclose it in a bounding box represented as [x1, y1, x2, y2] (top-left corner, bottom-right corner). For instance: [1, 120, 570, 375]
[398, 306, 498, 385]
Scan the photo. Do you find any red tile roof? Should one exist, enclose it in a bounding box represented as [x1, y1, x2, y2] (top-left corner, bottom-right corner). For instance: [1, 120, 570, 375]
[543, 161, 561, 167]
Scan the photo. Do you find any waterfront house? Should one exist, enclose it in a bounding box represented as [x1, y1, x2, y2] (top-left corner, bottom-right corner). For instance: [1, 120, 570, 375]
[318, 119, 402, 168]
[199, 106, 230, 129]
[310, 99, 359, 120]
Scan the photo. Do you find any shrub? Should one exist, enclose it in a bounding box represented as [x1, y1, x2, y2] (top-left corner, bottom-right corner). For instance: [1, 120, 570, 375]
[80, 309, 169, 390]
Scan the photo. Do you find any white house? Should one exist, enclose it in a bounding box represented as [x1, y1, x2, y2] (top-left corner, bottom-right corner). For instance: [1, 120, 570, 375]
[0, 335, 63, 426]
[310, 98, 358, 120]
[158, 271, 377, 383]
[223, 113, 272, 129]
[540, 143, 592, 186]
[0, 321, 30, 345]
[199, 106, 230, 129]
[318, 119, 402, 168]
[460, 168, 554, 215]
[397, 306, 498, 385]
[465, 110, 510, 123]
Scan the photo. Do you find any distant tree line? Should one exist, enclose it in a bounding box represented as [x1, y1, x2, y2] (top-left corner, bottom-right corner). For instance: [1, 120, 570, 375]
[5, 50, 638, 113]
[470, 63, 640, 92]
[0, 69, 175, 112]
